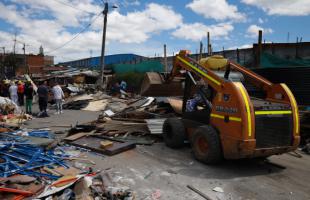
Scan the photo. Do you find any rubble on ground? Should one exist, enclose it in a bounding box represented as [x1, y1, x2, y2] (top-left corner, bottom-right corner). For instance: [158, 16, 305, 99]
[0, 127, 136, 199]
[64, 94, 178, 151]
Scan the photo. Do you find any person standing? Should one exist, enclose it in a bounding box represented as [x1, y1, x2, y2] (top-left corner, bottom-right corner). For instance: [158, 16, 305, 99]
[9, 81, 18, 105]
[52, 82, 64, 114]
[17, 81, 25, 106]
[37, 81, 49, 117]
[24, 81, 34, 114]
[2, 80, 10, 98]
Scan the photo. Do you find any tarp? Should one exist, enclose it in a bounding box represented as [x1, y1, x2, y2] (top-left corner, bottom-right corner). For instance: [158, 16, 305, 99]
[112, 60, 164, 74]
[260, 53, 310, 68]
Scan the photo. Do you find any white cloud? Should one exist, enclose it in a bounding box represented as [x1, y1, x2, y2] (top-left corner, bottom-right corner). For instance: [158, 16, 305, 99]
[258, 18, 264, 24]
[246, 24, 273, 38]
[0, 1, 182, 62]
[172, 23, 234, 41]
[0, 0, 238, 63]
[186, 0, 246, 21]
[242, 0, 310, 16]
[106, 3, 183, 43]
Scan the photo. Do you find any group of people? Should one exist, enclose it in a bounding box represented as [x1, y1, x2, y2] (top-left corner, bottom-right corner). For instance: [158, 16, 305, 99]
[0, 80, 64, 117]
[0, 80, 35, 114]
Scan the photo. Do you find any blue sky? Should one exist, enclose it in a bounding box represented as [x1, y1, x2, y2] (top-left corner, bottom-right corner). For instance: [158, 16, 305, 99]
[0, 0, 309, 63]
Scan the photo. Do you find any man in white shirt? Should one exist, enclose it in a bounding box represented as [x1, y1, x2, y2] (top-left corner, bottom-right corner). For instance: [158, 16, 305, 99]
[52, 82, 64, 114]
[9, 81, 18, 105]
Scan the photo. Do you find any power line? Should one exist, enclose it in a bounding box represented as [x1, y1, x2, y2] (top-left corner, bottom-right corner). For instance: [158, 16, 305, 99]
[52, 0, 98, 15]
[46, 12, 102, 54]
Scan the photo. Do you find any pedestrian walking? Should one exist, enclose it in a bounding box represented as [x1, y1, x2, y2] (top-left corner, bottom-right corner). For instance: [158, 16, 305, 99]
[52, 82, 64, 114]
[9, 81, 18, 105]
[24, 81, 34, 114]
[17, 81, 25, 106]
[37, 81, 49, 117]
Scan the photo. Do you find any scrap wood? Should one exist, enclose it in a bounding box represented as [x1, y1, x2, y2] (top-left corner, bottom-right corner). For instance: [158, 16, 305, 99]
[0, 187, 33, 196]
[12, 194, 26, 200]
[50, 166, 82, 176]
[37, 174, 84, 198]
[187, 185, 212, 200]
[64, 131, 94, 141]
[0, 175, 36, 184]
[42, 167, 62, 176]
[51, 175, 78, 187]
[82, 100, 108, 112]
[111, 117, 145, 123]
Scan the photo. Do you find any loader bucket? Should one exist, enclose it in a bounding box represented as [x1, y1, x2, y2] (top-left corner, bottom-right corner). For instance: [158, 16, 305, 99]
[140, 72, 183, 97]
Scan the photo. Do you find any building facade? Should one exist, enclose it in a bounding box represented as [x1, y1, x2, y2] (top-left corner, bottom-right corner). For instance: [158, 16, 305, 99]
[59, 54, 145, 69]
[0, 53, 54, 78]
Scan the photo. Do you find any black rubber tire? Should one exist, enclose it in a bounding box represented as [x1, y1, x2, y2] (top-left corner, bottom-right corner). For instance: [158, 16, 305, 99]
[162, 118, 186, 148]
[191, 125, 222, 164]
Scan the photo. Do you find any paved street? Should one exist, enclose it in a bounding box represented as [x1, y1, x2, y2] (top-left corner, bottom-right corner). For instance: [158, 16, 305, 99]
[22, 108, 310, 200]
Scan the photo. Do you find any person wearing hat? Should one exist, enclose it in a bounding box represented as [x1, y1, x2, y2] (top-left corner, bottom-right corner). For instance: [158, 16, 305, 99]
[9, 81, 18, 105]
[24, 81, 34, 114]
[17, 81, 25, 106]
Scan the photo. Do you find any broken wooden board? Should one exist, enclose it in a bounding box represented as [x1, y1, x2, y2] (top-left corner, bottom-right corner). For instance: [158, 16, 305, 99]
[82, 100, 108, 112]
[69, 136, 136, 156]
[49, 166, 82, 177]
[64, 132, 92, 141]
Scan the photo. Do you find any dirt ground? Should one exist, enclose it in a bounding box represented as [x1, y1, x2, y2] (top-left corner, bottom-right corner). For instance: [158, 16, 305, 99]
[23, 108, 310, 200]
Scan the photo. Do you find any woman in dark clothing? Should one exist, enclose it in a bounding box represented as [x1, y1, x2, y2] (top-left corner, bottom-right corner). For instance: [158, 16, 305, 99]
[24, 81, 34, 114]
[2, 81, 9, 97]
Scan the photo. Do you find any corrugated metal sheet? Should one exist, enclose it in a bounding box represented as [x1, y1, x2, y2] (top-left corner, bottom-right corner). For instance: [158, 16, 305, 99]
[253, 67, 310, 106]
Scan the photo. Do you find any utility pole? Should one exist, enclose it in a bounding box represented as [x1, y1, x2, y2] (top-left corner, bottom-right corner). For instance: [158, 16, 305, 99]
[207, 32, 211, 56]
[99, 2, 109, 88]
[22, 43, 29, 74]
[1, 47, 5, 77]
[13, 32, 17, 54]
[257, 30, 263, 68]
[164, 44, 168, 72]
[199, 41, 203, 60]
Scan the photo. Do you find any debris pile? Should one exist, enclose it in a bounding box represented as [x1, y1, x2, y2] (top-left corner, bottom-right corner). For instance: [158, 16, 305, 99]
[0, 128, 136, 199]
[64, 95, 179, 154]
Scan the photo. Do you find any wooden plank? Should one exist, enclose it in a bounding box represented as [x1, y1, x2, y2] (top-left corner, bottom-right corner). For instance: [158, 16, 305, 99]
[64, 132, 90, 141]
